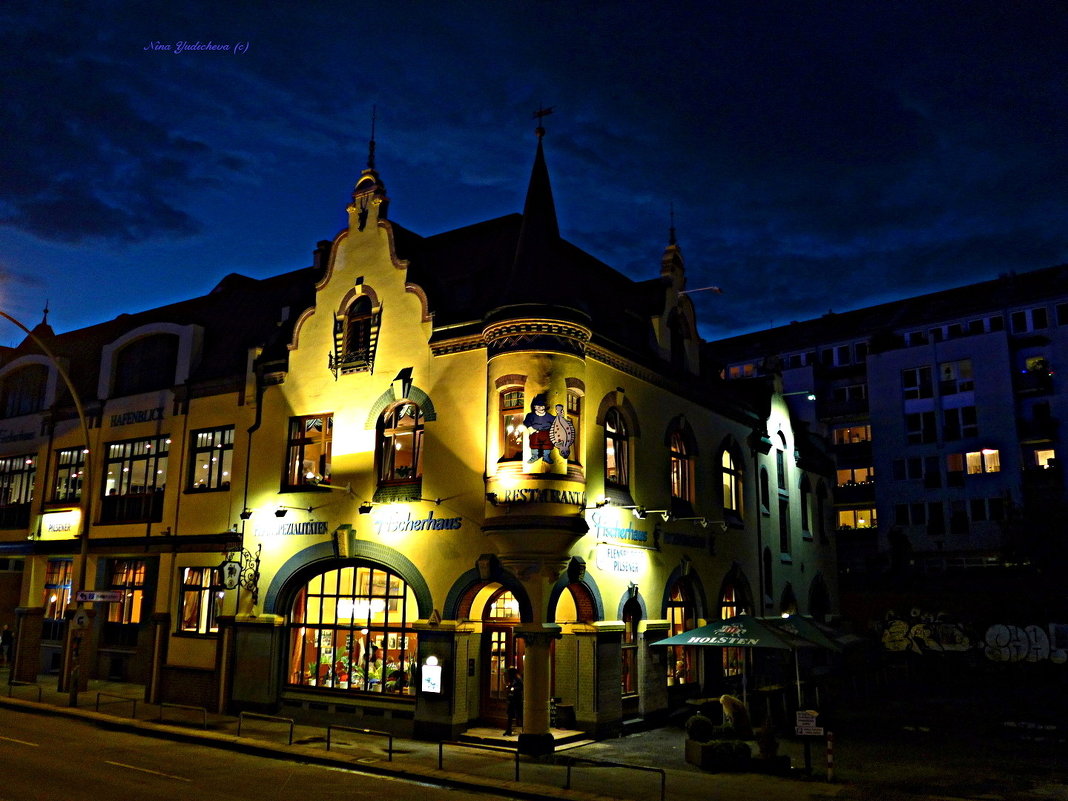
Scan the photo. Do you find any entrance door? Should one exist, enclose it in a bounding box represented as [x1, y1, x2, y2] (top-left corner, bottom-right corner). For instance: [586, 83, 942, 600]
[481, 624, 524, 725]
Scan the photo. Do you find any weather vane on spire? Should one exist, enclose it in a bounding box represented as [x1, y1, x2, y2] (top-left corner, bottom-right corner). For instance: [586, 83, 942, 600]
[367, 105, 377, 170]
[533, 104, 554, 138]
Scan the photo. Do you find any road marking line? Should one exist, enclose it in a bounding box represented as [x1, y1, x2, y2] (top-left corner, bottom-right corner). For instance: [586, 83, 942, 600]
[105, 760, 192, 782]
[0, 736, 40, 747]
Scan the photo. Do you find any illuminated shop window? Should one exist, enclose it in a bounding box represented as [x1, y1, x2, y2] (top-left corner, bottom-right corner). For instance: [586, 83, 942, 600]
[499, 389, 525, 461]
[286, 415, 332, 489]
[604, 408, 629, 489]
[621, 597, 640, 695]
[720, 584, 745, 677]
[43, 559, 73, 640]
[0, 364, 48, 417]
[666, 581, 697, 685]
[112, 334, 179, 396]
[101, 435, 169, 523]
[179, 567, 223, 635]
[52, 447, 86, 503]
[669, 432, 693, 503]
[0, 454, 35, 529]
[836, 508, 877, 530]
[377, 403, 423, 485]
[287, 564, 418, 696]
[107, 559, 146, 625]
[187, 426, 234, 491]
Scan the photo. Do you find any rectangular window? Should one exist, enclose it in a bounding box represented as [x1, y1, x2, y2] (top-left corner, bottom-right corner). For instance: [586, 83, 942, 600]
[1057, 303, 1068, 326]
[836, 466, 873, 485]
[969, 498, 988, 521]
[187, 426, 234, 491]
[966, 449, 1001, 474]
[833, 424, 871, 445]
[854, 342, 868, 362]
[928, 502, 945, 535]
[988, 315, 1004, 332]
[906, 411, 936, 444]
[1033, 307, 1048, 329]
[107, 559, 146, 625]
[909, 503, 927, 525]
[902, 366, 933, 399]
[43, 559, 72, 621]
[778, 498, 790, 553]
[499, 390, 524, 461]
[943, 406, 978, 441]
[835, 345, 851, 365]
[939, 359, 974, 394]
[0, 454, 36, 529]
[179, 567, 222, 634]
[837, 508, 877, 530]
[52, 447, 85, 503]
[906, 331, 928, 346]
[286, 415, 332, 489]
[101, 436, 169, 523]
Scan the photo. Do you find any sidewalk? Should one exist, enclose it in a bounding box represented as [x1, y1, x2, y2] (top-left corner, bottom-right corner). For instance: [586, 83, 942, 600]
[3, 666, 1066, 801]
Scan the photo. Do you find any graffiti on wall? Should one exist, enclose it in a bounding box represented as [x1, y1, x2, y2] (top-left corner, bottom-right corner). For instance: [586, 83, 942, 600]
[880, 609, 1068, 665]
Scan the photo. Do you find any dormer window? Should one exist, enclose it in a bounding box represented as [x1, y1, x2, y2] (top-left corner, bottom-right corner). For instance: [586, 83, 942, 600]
[113, 334, 180, 396]
[0, 364, 48, 417]
[331, 294, 381, 377]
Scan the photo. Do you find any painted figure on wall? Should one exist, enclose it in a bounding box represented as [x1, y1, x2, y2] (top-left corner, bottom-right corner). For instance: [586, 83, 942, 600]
[524, 395, 576, 465]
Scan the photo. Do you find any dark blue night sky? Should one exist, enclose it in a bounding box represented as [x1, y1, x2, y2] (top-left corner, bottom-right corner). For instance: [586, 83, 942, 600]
[3, 1, 1068, 342]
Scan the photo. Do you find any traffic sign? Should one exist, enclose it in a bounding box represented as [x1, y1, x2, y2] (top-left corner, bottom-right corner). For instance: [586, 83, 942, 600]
[796, 710, 824, 737]
[76, 590, 124, 603]
[71, 609, 90, 630]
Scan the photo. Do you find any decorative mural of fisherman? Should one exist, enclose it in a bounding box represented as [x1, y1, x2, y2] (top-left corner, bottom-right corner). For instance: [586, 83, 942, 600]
[524, 394, 575, 465]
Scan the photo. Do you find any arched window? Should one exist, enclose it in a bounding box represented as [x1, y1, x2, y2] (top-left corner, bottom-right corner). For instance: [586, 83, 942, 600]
[565, 390, 582, 466]
[621, 596, 641, 695]
[669, 432, 693, 503]
[499, 388, 524, 462]
[721, 448, 743, 516]
[780, 583, 798, 616]
[343, 296, 373, 369]
[720, 583, 744, 677]
[287, 564, 418, 696]
[113, 334, 179, 396]
[0, 364, 48, 417]
[666, 580, 697, 685]
[377, 402, 423, 485]
[604, 408, 629, 489]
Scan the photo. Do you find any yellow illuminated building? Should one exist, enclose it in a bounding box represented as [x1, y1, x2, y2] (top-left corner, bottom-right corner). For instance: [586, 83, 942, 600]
[0, 125, 837, 749]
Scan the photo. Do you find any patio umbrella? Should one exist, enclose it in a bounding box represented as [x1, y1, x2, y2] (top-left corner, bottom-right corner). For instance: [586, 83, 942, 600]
[763, 615, 841, 706]
[652, 614, 800, 707]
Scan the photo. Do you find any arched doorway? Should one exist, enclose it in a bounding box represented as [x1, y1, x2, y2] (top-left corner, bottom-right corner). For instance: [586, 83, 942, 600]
[479, 586, 523, 726]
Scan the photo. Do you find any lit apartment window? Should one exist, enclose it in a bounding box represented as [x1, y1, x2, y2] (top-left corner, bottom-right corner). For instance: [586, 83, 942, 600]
[1035, 449, 1056, 468]
[604, 408, 629, 489]
[52, 447, 86, 503]
[966, 449, 1001, 474]
[836, 466, 873, 485]
[187, 426, 234, 491]
[837, 508, 877, 529]
[902, 366, 933, 399]
[377, 403, 423, 485]
[499, 389, 525, 462]
[179, 567, 223, 634]
[833, 425, 871, 445]
[286, 415, 332, 489]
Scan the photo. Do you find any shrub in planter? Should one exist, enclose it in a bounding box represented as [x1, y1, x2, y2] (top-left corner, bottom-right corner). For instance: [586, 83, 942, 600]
[685, 713, 717, 743]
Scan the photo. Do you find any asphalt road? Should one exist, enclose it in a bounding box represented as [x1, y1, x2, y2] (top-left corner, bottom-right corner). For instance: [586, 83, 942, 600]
[0, 708, 513, 801]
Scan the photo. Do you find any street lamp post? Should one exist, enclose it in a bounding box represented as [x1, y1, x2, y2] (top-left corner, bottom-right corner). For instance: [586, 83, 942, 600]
[0, 311, 94, 704]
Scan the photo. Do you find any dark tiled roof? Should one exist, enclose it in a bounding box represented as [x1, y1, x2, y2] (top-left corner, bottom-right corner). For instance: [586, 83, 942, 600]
[705, 263, 1068, 362]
